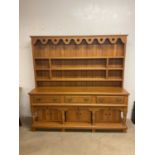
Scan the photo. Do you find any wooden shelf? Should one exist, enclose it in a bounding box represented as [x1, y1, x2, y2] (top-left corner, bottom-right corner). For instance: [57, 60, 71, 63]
[108, 57, 124, 59]
[34, 57, 49, 59]
[35, 67, 50, 70]
[51, 67, 107, 70]
[50, 56, 124, 59]
[32, 103, 127, 107]
[51, 78, 123, 81]
[36, 78, 123, 81]
[35, 68, 123, 70]
[35, 67, 123, 71]
[107, 67, 123, 70]
[34, 56, 124, 60]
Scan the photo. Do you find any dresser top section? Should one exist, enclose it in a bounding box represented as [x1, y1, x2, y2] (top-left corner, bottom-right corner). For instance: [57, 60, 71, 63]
[31, 35, 127, 45]
[29, 87, 129, 95]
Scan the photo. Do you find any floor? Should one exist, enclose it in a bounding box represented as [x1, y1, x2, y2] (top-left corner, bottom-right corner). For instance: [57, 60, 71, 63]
[19, 118, 135, 155]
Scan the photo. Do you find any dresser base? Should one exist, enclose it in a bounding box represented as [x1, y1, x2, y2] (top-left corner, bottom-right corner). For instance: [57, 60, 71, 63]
[29, 87, 129, 132]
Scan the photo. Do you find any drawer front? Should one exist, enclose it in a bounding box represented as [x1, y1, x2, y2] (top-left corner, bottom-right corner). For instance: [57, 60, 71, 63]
[96, 96, 124, 104]
[65, 108, 91, 123]
[32, 95, 62, 103]
[65, 96, 92, 103]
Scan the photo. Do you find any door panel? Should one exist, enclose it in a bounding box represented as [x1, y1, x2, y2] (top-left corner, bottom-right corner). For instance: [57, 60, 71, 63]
[66, 108, 91, 123]
[34, 107, 62, 122]
[95, 108, 121, 123]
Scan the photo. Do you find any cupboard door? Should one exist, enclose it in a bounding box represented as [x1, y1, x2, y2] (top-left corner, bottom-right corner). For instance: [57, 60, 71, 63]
[95, 108, 121, 123]
[66, 108, 91, 123]
[33, 107, 62, 122]
[46, 108, 62, 122]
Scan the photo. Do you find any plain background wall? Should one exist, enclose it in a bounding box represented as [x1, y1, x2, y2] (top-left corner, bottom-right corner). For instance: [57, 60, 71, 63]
[19, 0, 135, 118]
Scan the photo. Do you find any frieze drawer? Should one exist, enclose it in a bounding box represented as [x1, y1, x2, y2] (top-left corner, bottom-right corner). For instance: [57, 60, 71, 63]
[96, 96, 124, 104]
[32, 95, 62, 103]
[65, 96, 92, 103]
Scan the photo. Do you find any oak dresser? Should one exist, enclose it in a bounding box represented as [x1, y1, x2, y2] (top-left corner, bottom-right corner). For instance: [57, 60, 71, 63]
[29, 35, 129, 132]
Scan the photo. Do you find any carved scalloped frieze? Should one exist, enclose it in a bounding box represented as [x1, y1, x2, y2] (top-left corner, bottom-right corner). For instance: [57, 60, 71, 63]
[41, 38, 48, 44]
[75, 38, 83, 44]
[85, 38, 94, 44]
[51, 38, 59, 44]
[98, 37, 106, 44]
[32, 36, 127, 45]
[109, 37, 118, 44]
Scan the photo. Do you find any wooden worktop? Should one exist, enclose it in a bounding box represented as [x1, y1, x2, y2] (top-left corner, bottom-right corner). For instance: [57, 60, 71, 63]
[29, 87, 129, 95]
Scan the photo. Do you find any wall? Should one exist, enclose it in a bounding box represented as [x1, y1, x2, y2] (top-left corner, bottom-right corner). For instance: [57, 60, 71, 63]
[19, 0, 135, 118]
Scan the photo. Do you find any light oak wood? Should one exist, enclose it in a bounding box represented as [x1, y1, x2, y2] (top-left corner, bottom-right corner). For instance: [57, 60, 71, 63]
[96, 96, 124, 104]
[64, 96, 92, 103]
[34, 56, 125, 59]
[29, 35, 129, 131]
[36, 78, 123, 82]
[32, 122, 127, 130]
[31, 103, 128, 107]
[29, 87, 129, 95]
[32, 95, 63, 103]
